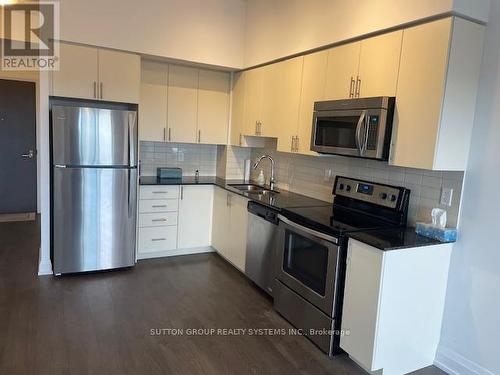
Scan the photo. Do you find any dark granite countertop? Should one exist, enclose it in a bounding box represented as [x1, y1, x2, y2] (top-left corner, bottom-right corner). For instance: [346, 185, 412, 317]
[139, 176, 455, 250]
[139, 176, 331, 211]
[347, 227, 455, 251]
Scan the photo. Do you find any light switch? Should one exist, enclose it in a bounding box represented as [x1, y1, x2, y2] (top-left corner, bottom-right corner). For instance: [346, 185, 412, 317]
[440, 187, 453, 206]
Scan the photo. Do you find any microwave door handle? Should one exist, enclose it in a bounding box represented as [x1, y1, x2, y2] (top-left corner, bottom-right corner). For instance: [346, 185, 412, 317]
[362, 115, 370, 155]
[355, 111, 366, 156]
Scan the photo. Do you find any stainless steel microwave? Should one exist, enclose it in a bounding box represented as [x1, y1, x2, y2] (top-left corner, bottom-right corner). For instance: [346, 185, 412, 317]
[310, 96, 395, 160]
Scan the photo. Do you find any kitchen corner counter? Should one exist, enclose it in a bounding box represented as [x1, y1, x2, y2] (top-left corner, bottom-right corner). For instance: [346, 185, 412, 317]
[139, 176, 331, 210]
[347, 227, 456, 251]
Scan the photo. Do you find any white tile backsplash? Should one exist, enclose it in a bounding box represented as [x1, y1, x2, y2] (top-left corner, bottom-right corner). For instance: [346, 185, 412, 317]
[250, 147, 464, 227]
[139, 141, 217, 176]
[140, 140, 465, 228]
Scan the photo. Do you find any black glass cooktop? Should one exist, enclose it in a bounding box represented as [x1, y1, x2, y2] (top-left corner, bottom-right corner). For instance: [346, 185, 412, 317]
[281, 204, 400, 238]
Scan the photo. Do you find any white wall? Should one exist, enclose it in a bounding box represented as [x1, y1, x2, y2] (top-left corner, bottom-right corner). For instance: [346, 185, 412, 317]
[243, 0, 490, 67]
[435, 1, 500, 374]
[59, 0, 246, 69]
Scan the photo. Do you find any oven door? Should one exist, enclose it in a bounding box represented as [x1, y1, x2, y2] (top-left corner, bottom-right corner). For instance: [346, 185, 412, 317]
[276, 216, 340, 316]
[310, 109, 388, 159]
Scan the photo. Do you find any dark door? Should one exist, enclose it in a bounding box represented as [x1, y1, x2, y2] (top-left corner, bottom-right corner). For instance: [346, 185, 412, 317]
[0, 79, 37, 214]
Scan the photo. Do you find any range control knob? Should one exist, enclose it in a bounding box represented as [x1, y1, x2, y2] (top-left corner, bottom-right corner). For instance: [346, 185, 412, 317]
[390, 194, 398, 202]
[339, 183, 345, 190]
[346, 185, 352, 192]
[380, 192, 388, 200]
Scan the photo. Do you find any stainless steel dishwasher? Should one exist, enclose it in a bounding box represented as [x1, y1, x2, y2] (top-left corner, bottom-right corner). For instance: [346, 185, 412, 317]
[245, 201, 279, 296]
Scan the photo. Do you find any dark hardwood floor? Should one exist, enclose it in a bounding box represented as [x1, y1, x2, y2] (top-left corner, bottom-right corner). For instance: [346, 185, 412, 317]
[0, 219, 446, 375]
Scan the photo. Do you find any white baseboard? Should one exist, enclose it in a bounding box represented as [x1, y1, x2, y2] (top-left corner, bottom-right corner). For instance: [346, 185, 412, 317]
[137, 246, 214, 260]
[38, 256, 53, 276]
[435, 346, 495, 375]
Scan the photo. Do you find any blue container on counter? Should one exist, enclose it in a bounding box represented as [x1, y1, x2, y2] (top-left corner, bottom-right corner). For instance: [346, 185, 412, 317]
[415, 222, 458, 242]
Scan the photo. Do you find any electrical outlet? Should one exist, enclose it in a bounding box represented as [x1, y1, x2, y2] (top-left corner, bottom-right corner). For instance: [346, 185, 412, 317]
[440, 187, 453, 206]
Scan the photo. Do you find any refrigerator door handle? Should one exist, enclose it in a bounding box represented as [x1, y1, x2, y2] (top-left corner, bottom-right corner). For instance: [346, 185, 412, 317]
[128, 112, 137, 167]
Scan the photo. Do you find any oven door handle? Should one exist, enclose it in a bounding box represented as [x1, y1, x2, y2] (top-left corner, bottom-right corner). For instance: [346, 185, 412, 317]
[355, 110, 367, 156]
[278, 215, 338, 244]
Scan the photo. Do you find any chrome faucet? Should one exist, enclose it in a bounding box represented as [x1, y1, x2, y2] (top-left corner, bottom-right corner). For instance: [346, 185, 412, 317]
[253, 154, 276, 190]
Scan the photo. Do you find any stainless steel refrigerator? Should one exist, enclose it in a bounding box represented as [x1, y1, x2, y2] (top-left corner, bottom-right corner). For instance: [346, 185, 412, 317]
[51, 104, 138, 275]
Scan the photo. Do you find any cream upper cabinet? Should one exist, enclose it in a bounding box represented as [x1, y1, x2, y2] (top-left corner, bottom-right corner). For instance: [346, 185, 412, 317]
[296, 50, 328, 155]
[324, 42, 360, 100]
[167, 65, 199, 143]
[139, 61, 168, 142]
[242, 68, 264, 137]
[98, 49, 140, 104]
[261, 57, 303, 152]
[357, 31, 403, 98]
[197, 70, 230, 145]
[52, 43, 140, 103]
[390, 17, 484, 170]
[230, 72, 246, 146]
[52, 43, 98, 100]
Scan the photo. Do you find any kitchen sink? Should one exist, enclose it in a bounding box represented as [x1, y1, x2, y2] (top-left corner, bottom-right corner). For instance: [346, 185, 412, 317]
[229, 184, 279, 195]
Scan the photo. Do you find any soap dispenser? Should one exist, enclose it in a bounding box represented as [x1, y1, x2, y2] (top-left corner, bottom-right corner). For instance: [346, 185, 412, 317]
[257, 170, 265, 186]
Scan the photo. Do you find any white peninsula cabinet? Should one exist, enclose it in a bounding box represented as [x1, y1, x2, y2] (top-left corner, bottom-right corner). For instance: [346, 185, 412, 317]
[390, 17, 485, 170]
[52, 43, 140, 103]
[212, 187, 249, 272]
[137, 185, 214, 259]
[341, 239, 452, 375]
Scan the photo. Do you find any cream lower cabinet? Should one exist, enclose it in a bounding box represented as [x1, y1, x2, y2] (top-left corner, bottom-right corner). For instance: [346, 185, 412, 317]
[177, 185, 214, 249]
[211, 187, 248, 272]
[341, 239, 452, 375]
[52, 43, 140, 103]
[390, 17, 484, 170]
[138, 185, 213, 259]
[138, 186, 180, 259]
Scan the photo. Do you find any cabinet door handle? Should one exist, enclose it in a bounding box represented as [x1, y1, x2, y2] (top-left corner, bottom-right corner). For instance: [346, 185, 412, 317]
[295, 136, 299, 152]
[100, 82, 103, 99]
[355, 76, 361, 98]
[180, 186, 184, 200]
[163, 128, 166, 141]
[198, 130, 201, 143]
[349, 77, 355, 98]
[152, 218, 167, 222]
[239, 133, 242, 146]
[151, 238, 166, 242]
[93, 81, 97, 99]
[152, 205, 167, 208]
[168, 128, 171, 141]
[259, 121, 262, 135]
[152, 191, 168, 194]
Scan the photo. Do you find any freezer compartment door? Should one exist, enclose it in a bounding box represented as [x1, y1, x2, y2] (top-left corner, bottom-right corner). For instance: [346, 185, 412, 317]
[53, 167, 137, 274]
[52, 105, 137, 167]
